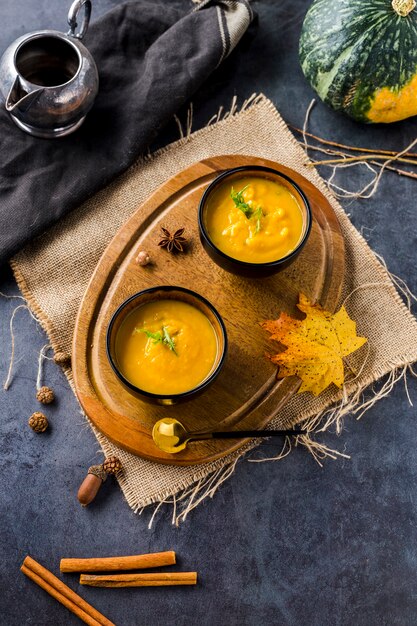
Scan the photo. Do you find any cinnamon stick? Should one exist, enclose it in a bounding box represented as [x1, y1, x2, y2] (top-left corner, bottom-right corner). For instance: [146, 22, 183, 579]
[21, 557, 115, 626]
[60, 551, 176, 573]
[80, 572, 197, 588]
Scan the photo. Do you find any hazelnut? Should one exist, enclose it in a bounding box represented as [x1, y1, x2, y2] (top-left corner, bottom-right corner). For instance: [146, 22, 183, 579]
[136, 250, 151, 266]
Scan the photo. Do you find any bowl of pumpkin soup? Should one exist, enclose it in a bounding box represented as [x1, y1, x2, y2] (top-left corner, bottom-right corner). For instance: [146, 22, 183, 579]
[198, 166, 312, 277]
[106, 286, 227, 404]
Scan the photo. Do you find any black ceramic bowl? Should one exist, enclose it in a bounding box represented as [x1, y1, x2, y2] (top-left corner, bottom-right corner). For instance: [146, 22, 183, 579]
[198, 165, 312, 278]
[106, 286, 228, 405]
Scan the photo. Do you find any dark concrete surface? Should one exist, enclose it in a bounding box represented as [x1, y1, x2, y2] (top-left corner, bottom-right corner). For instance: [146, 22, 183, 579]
[1, 1, 417, 625]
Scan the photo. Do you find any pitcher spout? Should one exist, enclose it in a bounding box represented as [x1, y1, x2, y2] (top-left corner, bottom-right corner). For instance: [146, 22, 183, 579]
[5, 76, 44, 113]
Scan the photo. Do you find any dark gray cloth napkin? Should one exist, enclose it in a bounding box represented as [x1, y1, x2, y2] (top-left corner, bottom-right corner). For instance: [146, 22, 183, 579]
[0, 0, 252, 264]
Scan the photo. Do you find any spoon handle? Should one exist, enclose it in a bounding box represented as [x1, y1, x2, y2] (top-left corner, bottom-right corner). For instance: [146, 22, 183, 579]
[211, 429, 305, 439]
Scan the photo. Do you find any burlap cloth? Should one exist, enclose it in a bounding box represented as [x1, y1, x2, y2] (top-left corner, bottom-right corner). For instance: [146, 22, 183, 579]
[10, 95, 417, 518]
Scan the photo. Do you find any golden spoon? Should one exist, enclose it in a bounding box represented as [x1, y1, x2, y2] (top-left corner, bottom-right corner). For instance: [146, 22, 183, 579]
[152, 417, 305, 454]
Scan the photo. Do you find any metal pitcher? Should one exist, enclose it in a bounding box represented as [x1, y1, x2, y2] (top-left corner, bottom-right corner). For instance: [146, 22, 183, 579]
[0, 0, 99, 138]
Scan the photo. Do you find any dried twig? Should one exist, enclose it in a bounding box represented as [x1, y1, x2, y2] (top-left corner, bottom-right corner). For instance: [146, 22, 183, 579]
[371, 161, 417, 180]
[291, 125, 417, 160]
[297, 140, 417, 181]
[306, 154, 417, 167]
[298, 99, 417, 198]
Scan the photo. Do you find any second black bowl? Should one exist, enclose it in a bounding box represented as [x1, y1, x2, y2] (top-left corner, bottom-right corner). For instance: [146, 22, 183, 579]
[198, 165, 312, 278]
[106, 286, 228, 405]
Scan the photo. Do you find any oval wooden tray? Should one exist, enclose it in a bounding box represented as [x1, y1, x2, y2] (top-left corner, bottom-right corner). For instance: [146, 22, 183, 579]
[72, 155, 345, 466]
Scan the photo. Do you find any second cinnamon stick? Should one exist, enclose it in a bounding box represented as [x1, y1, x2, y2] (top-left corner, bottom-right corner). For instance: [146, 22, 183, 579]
[80, 572, 197, 588]
[60, 551, 176, 573]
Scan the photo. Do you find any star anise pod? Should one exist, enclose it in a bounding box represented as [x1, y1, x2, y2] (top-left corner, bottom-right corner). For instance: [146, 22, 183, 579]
[158, 227, 187, 253]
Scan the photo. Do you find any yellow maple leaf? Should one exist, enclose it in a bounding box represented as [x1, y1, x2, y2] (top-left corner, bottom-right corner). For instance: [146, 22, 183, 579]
[261, 293, 367, 396]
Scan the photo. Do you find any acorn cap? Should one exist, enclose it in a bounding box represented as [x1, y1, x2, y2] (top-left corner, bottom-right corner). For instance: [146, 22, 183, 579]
[29, 412, 49, 433]
[36, 386, 55, 404]
[103, 456, 122, 475]
[88, 464, 107, 482]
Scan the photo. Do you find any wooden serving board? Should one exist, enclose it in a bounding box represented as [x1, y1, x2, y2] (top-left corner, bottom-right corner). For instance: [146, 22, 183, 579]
[72, 155, 345, 466]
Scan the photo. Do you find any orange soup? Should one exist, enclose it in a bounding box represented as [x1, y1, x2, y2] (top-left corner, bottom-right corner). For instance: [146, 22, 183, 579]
[115, 300, 218, 395]
[205, 176, 305, 263]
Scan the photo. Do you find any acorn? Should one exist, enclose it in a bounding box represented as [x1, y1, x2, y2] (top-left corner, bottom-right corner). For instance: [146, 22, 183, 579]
[29, 412, 49, 433]
[77, 465, 108, 507]
[36, 386, 55, 404]
[77, 457, 123, 507]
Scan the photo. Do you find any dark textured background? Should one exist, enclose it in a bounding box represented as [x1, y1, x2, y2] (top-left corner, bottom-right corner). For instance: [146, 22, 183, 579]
[1, 1, 417, 625]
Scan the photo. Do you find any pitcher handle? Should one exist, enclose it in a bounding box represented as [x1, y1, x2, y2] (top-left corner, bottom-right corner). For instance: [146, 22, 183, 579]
[67, 0, 92, 40]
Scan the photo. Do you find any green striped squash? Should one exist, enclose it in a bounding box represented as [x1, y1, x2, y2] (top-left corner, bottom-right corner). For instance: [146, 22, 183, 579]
[299, 0, 417, 123]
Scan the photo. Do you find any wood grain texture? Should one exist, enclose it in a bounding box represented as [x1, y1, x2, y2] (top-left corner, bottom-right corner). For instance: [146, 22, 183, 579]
[72, 155, 345, 465]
